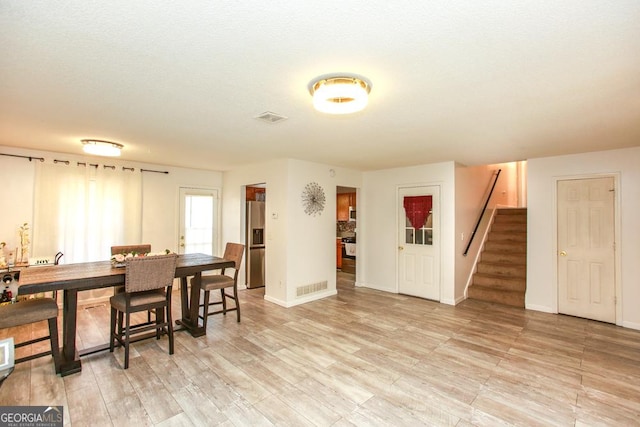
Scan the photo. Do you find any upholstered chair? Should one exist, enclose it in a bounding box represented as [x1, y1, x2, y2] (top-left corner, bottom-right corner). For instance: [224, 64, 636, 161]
[0, 298, 61, 374]
[109, 253, 177, 369]
[193, 243, 244, 329]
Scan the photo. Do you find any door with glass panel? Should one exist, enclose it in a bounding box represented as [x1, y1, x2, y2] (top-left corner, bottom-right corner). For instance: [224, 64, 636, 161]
[398, 186, 440, 300]
[178, 188, 219, 255]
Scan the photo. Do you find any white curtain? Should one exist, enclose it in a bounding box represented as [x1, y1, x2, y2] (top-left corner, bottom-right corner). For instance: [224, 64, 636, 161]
[33, 163, 142, 263]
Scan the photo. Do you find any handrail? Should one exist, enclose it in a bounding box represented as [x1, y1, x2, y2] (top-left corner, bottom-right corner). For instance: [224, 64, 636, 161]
[463, 168, 501, 256]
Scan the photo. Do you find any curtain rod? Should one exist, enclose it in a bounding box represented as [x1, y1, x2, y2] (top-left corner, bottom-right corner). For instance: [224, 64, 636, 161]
[140, 168, 169, 174]
[0, 153, 45, 162]
[2, 152, 170, 174]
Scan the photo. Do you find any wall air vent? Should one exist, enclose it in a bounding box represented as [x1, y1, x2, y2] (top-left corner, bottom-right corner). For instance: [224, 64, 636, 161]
[254, 111, 288, 124]
[296, 280, 328, 297]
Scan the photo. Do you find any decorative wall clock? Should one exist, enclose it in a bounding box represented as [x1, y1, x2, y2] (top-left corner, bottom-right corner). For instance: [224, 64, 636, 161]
[301, 182, 326, 216]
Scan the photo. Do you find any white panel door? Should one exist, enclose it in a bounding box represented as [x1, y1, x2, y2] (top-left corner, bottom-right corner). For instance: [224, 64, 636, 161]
[398, 186, 440, 301]
[557, 177, 615, 323]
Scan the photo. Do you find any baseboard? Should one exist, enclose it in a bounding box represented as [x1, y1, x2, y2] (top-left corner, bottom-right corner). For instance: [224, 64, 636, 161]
[263, 294, 288, 307]
[263, 289, 337, 308]
[440, 297, 457, 306]
[453, 295, 466, 305]
[358, 283, 396, 293]
[291, 289, 337, 307]
[621, 320, 640, 331]
[525, 303, 555, 313]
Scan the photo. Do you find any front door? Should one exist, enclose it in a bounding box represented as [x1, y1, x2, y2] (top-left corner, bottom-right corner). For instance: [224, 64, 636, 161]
[557, 177, 616, 323]
[398, 186, 440, 300]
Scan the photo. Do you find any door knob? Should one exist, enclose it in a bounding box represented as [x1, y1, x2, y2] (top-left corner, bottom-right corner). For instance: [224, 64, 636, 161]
[398, 246, 404, 251]
[560, 250, 567, 256]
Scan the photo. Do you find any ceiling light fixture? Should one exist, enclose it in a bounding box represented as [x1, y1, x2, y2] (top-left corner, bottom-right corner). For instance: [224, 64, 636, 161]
[81, 139, 123, 157]
[308, 75, 372, 115]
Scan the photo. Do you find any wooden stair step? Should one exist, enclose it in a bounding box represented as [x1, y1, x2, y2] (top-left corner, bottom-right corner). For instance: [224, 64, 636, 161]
[487, 232, 527, 243]
[473, 273, 526, 292]
[484, 240, 527, 252]
[476, 262, 526, 278]
[496, 208, 527, 215]
[493, 213, 527, 224]
[481, 251, 526, 265]
[491, 222, 527, 232]
[467, 286, 525, 308]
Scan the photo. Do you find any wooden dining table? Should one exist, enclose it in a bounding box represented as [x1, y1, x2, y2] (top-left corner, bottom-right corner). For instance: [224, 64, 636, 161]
[17, 253, 234, 376]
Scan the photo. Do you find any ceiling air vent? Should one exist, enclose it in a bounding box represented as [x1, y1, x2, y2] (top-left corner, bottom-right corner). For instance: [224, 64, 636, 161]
[254, 111, 288, 124]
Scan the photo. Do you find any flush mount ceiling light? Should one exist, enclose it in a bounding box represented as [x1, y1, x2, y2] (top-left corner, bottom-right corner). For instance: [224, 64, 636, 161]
[308, 75, 372, 114]
[81, 139, 123, 157]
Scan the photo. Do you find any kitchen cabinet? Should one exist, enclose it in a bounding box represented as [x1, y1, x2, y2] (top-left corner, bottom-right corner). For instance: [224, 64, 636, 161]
[246, 186, 266, 201]
[336, 238, 342, 269]
[336, 192, 355, 221]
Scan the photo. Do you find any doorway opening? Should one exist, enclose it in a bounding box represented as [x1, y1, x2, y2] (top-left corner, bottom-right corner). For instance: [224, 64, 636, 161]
[336, 186, 357, 290]
[245, 184, 266, 290]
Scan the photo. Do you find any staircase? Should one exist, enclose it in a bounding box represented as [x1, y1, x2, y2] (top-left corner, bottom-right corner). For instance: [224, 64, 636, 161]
[468, 208, 527, 307]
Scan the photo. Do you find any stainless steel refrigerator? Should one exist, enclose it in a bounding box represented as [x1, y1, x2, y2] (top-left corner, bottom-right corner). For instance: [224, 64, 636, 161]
[246, 201, 265, 288]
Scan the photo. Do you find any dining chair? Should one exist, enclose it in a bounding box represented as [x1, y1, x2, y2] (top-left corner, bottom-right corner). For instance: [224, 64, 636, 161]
[193, 243, 244, 329]
[0, 298, 61, 374]
[109, 253, 177, 369]
[111, 244, 152, 321]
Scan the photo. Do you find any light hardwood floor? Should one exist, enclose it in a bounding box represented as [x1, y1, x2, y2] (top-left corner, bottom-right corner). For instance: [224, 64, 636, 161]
[1, 273, 639, 426]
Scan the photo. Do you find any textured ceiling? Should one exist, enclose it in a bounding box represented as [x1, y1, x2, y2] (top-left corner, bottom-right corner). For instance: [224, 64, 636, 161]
[1, 1, 639, 171]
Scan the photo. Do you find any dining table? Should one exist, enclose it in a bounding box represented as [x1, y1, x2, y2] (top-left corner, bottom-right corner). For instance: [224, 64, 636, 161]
[17, 253, 234, 376]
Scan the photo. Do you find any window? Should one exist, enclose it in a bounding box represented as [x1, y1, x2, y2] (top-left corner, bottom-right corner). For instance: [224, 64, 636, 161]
[403, 195, 433, 246]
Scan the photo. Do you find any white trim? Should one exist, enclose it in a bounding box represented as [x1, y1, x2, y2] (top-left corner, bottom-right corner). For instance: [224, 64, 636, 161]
[441, 296, 462, 306]
[621, 320, 640, 331]
[263, 294, 287, 307]
[264, 290, 337, 308]
[525, 303, 555, 313]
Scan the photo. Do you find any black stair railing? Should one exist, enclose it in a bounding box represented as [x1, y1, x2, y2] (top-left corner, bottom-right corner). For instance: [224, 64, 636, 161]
[463, 169, 501, 256]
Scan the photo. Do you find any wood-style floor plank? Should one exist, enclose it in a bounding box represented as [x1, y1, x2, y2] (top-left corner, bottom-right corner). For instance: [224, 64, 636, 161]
[2, 271, 640, 426]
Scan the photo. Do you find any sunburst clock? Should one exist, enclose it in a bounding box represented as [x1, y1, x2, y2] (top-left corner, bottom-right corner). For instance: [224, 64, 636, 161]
[301, 182, 326, 216]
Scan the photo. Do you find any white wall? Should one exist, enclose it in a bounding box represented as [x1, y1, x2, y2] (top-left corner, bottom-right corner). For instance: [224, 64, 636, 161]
[222, 158, 289, 303]
[142, 167, 223, 254]
[527, 146, 640, 330]
[360, 161, 457, 303]
[222, 159, 362, 307]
